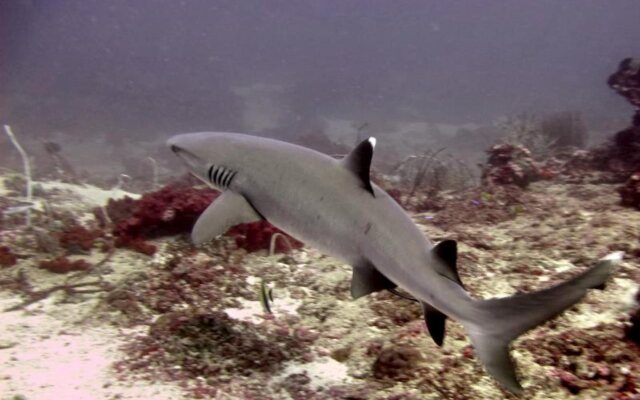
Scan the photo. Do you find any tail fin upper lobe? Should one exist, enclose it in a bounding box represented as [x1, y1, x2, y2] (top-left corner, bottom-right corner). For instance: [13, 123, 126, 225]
[465, 252, 622, 393]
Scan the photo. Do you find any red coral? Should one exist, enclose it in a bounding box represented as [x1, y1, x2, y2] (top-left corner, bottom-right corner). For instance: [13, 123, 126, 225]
[227, 221, 303, 253]
[0, 246, 17, 267]
[58, 224, 102, 253]
[94, 196, 137, 227]
[115, 237, 157, 256]
[101, 182, 302, 255]
[39, 257, 91, 273]
[113, 183, 219, 240]
[101, 183, 218, 254]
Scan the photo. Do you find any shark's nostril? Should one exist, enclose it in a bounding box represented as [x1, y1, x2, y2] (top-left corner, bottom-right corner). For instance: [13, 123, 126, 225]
[170, 145, 180, 153]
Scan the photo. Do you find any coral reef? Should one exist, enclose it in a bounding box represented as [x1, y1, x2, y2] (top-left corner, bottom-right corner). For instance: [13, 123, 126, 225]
[38, 256, 91, 273]
[481, 143, 542, 188]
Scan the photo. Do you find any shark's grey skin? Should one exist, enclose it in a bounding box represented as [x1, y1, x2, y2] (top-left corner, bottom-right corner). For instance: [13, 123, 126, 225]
[167, 131, 621, 393]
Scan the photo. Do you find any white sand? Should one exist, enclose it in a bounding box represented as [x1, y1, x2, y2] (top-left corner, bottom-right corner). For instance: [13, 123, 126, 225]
[0, 294, 182, 400]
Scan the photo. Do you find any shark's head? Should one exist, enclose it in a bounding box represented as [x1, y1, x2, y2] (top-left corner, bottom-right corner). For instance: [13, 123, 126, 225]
[167, 132, 244, 189]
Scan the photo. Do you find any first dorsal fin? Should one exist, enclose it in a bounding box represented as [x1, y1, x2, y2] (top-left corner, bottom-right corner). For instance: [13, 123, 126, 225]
[432, 239, 464, 288]
[341, 137, 376, 196]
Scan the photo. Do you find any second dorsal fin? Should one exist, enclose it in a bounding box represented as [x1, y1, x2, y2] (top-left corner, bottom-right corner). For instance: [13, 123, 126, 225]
[341, 137, 376, 196]
[432, 239, 464, 288]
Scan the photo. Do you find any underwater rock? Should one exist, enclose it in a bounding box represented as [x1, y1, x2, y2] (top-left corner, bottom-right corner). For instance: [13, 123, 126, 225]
[577, 58, 640, 187]
[0, 245, 17, 267]
[482, 143, 542, 188]
[608, 57, 640, 125]
[618, 172, 640, 210]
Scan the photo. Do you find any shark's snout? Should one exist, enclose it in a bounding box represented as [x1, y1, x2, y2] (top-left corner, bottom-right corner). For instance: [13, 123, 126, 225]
[168, 141, 206, 173]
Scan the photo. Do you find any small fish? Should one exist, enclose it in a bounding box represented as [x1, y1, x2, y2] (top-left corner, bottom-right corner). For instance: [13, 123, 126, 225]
[258, 279, 272, 314]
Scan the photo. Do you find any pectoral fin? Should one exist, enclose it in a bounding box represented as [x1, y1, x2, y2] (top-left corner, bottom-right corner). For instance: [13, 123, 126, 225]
[350, 262, 396, 299]
[192, 191, 263, 244]
[421, 301, 448, 346]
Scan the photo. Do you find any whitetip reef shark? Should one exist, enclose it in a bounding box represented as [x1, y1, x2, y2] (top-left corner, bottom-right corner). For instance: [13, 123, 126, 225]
[167, 131, 623, 394]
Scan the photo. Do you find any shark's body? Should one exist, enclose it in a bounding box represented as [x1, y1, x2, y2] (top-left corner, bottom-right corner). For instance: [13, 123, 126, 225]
[168, 132, 621, 393]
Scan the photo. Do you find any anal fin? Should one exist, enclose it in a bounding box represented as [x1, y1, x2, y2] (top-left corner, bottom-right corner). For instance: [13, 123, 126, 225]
[421, 301, 447, 346]
[192, 191, 263, 245]
[351, 262, 396, 299]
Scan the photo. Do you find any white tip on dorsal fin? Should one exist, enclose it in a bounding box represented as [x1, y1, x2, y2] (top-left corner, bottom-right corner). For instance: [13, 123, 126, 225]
[341, 137, 376, 196]
[601, 251, 624, 263]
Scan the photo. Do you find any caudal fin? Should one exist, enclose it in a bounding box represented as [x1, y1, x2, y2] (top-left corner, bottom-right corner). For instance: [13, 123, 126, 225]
[466, 252, 623, 393]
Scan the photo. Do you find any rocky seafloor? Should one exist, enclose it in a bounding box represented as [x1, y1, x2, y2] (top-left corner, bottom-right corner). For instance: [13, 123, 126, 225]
[0, 166, 639, 400]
